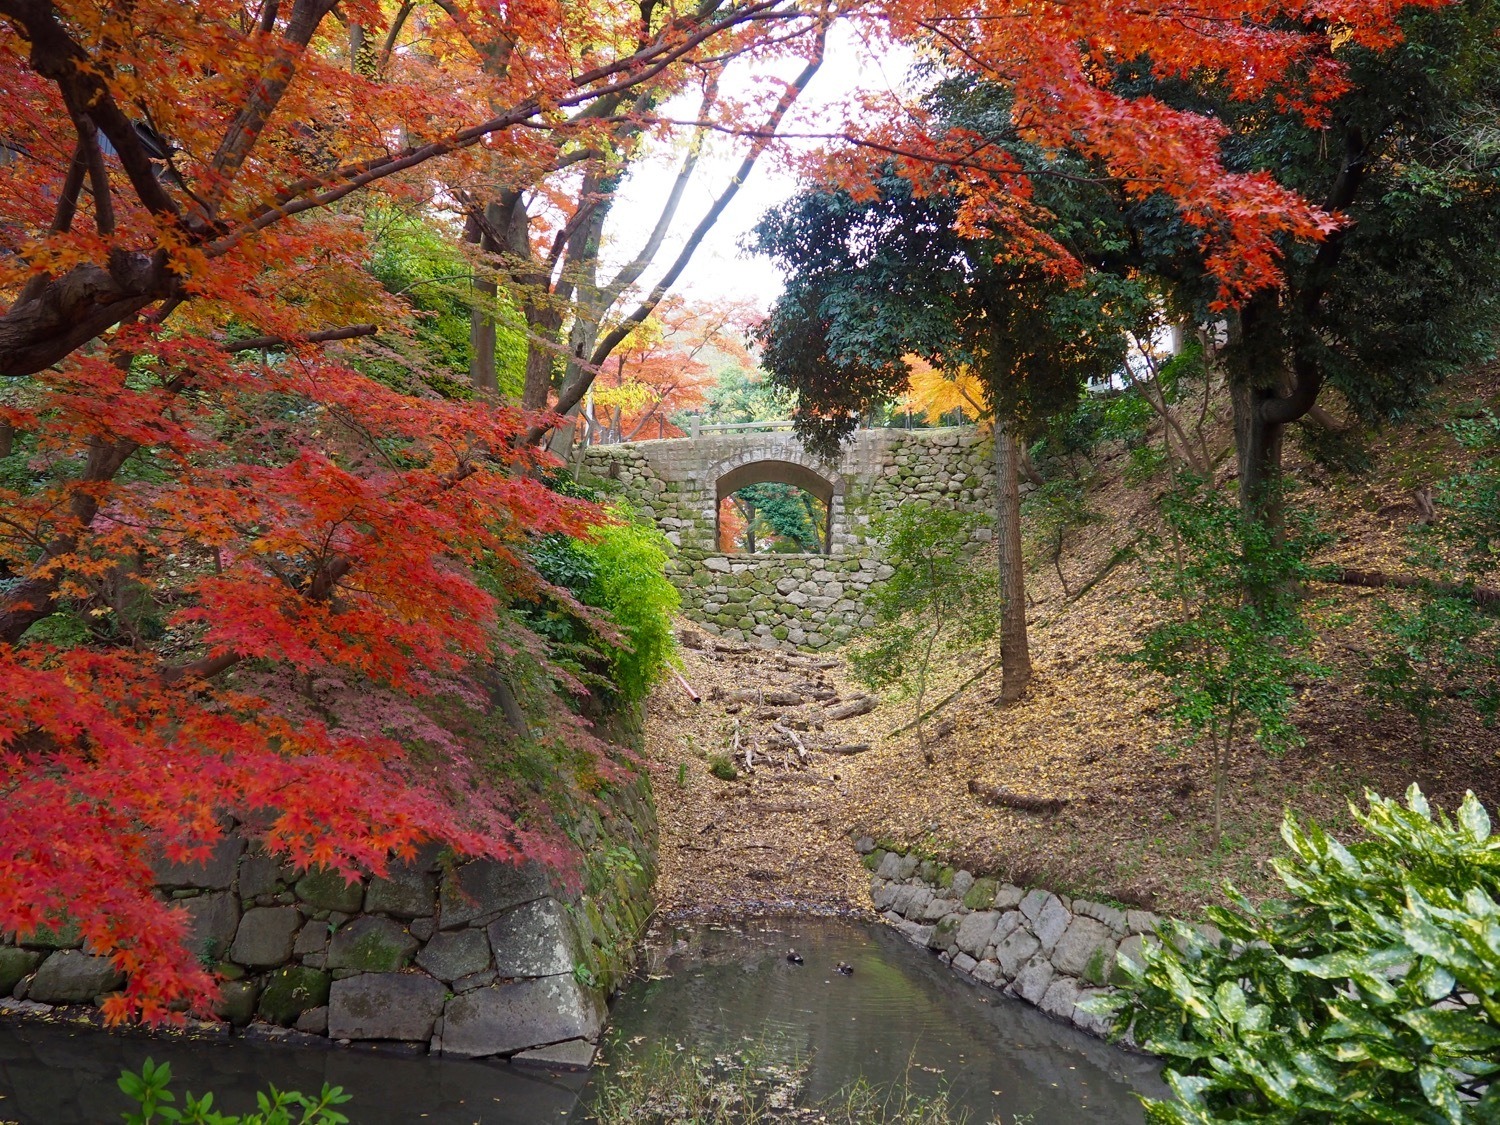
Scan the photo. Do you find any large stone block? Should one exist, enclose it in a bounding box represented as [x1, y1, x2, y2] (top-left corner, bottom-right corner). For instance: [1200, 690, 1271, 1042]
[238, 851, 286, 899]
[257, 966, 329, 1025]
[154, 834, 246, 891]
[1017, 888, 1051, 924]
[1039, 977, 1082, 1022]
[229, 907, 301, 968]
[328, 972, 445, 1041]
[182, 892, 240, 962]
[436, 976, 605, 1059]
[27, 951, 123, 1003]
[954, 911, 999, 958]
[994, 928, 1040, 979]
[1033, 896, 1073, 955]
[439, 859, 549, 929]
[1073, 899, 1128, 937]
[417, 929, 492, 983]
[489, 899, 579, 979]
[1013, 956, 1055, 1005]
[1051, 917, 1116, 981]
[294, 867, 364, 913]
[365, 864, 436, 918]
[326, 916, 417, 972]
[0, 948, 40, 995]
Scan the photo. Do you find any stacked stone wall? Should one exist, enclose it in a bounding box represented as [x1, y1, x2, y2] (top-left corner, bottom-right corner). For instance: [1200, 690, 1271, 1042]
[0, 777, 656, 1069]
[581, 427, 995, 649]
[857, 840, 1190, 1046]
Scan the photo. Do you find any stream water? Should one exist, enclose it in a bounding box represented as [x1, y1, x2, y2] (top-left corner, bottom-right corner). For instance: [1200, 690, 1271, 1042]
[0, 918, 1161, 1124]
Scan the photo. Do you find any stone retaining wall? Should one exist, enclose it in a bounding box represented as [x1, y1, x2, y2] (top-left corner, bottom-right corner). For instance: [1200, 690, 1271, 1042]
[858, 841, 1169, 1043]
[0, 778, 656, 1069]
[581, 427, 994, 649]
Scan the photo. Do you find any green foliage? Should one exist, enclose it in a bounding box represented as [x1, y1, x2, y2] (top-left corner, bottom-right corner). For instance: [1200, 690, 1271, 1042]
[850, 504, 998, 754]
[363, 206, 526, 399]
[1367, 413, 1500, 733]
[707, 754, 738, 781]
[727, 482, 826, 553]
[1124, 477, 1329, 842]
[119, 1059, 351, 1124]
[701, 365, 792, 425]
[576, 514, 681, 705]
[1088, 786, 1500, 1123]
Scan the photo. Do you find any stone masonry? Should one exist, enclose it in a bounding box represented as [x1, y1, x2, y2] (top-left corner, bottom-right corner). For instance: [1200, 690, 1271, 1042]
[854, 839, 1204, 1046]
[580, 426, 994, 649]
[1, 779, 656, 1070]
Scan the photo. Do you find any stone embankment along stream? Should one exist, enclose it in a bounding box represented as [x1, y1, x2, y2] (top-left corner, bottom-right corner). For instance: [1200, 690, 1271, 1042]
[860, 839, 1200, 1045]
[0, 778, 655, 1068]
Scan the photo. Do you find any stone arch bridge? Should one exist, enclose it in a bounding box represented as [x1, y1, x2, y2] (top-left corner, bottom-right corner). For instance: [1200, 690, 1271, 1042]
[580, 426, 993, 650]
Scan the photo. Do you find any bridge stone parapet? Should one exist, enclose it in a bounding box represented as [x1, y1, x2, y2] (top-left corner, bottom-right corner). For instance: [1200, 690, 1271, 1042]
[579, 426, 993, 649]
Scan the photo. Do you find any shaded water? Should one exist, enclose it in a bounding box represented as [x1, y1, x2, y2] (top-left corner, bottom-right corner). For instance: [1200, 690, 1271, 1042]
[590, 917, 1162, 1123]
[0, 918, 1160, 1123]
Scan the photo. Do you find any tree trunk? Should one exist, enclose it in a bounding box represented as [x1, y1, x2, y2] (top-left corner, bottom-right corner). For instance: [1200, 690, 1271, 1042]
[994, 424, 1031, 703]
[1231, 381, 1286, 529]
[465, 209, 499, 393]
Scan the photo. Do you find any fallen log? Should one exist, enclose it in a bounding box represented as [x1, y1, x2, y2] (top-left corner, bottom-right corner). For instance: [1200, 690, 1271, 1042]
[826, 695, 877, 721]
[967, 779, 1069, 815]
[1323, 567, 1500, 609]
[826, 743, 872, 755]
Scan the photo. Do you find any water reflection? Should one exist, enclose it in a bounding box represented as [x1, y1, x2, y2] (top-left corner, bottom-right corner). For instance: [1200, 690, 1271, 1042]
[0, 1020, 584, 1124]
[586, 917, 1163, 1124]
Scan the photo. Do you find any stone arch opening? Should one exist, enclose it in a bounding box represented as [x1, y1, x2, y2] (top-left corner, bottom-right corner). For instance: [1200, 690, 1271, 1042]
[715, 458, 841, 555]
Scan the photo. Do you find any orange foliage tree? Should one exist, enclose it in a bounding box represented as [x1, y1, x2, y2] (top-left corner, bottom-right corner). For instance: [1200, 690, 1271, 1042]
[584, 297, 753, 443]
[0, 0, 817, 1022]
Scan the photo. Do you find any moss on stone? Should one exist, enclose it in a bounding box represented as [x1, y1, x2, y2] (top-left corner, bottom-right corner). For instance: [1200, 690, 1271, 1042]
[963, 878, 998, 910]
[257, 966, 329, 1025]
[937, 866, 956, 889]
[294, 867, 363, 913]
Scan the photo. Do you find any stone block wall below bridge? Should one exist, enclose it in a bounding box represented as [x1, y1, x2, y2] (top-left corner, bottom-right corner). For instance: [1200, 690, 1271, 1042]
[580, 426, 994, 650]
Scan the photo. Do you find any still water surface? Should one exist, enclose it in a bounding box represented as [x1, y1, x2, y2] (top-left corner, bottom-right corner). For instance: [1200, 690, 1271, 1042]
[0, 918, 1161, 1123]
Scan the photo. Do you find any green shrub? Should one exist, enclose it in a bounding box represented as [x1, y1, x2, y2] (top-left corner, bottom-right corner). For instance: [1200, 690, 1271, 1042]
[707, 754, 738, 781]
[1366, 412, 1500, 734]
[850, 504, 998, 757]
[120, 1058, 351, 1124]
[576, 513, 681, 705]
[1123, 476, 1328, 846]
[1088, 786, 1500, 1123]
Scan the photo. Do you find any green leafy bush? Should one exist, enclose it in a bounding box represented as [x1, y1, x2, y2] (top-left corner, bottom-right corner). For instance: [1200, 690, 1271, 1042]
[850, 504, 998, 757]
[1124, 476, 1329, 845]
[1089, 786, 1500, 1123]
[1367, 413, 1500, 733]
[708, 754, 739, 781]
[576, 513, 681, 705]
[120, 1058, 351, 1124]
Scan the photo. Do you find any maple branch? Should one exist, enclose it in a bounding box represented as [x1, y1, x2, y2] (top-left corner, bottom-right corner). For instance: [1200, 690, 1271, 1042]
[13, 141, 87, 307]
[205, 0, 338, 208]
[222, 324, 378, 352]
[1, 0, 181, 221]
[209, 1, 794, 253]
[375, 0, 415, 76]
[601, 76, 719, 308]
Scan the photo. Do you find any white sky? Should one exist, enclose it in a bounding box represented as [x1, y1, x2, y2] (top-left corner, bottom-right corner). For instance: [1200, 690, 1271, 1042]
[601, 22, 918, 314]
